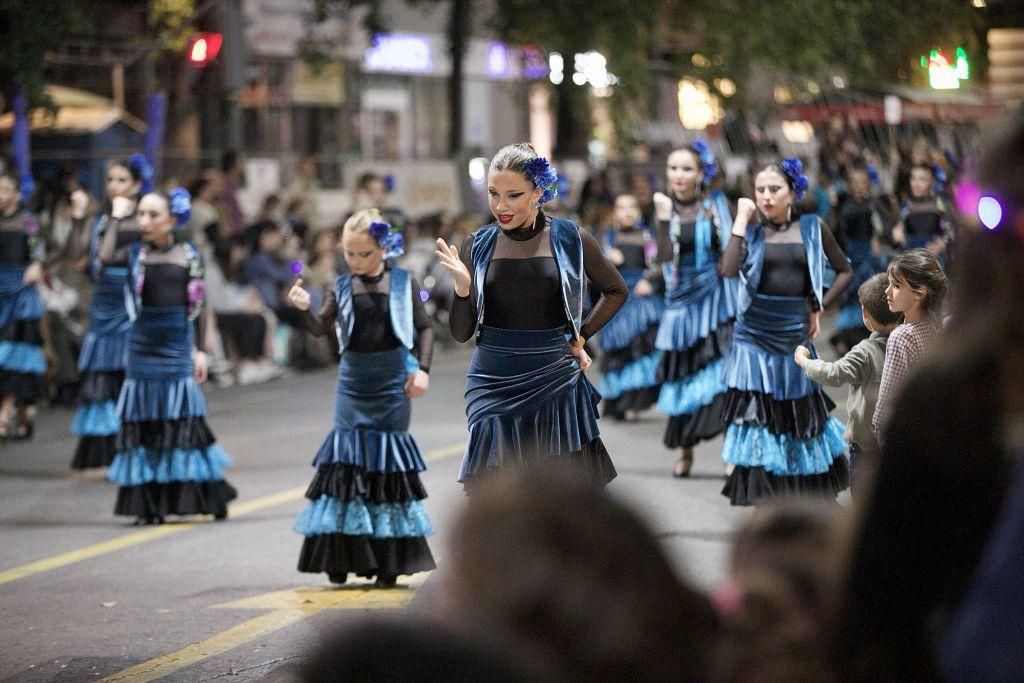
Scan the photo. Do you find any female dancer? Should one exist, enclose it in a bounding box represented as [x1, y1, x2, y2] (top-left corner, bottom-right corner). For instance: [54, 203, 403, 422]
[597, 193, 663, 420]
[652, 141, 737, 477]
[435, 143, 626, 489]
[288, 209, 435, 587]
[720, 159, 853, 505]
[831, 166, 886, 354]
[0, 172, 45, 439]
[102, 188, 236, 524]
[71, 155, 151, 469]
[892, 163, 953, 256]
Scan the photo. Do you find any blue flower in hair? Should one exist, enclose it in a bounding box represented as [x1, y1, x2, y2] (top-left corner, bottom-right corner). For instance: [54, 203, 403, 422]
[167, 187, 191, 227]
[780, 158, 810, 200]
[383, 174, 395, 193]
[368, 220, 404, 258]
[524, 156, 559, 204]
[386, 232, 405, 259]
[369, 220, 391, 244]
[933, 164, 947, 193]
[867, 164, 880, 186]
[128, 153, 155, 195]
[691, 139, 718, 182]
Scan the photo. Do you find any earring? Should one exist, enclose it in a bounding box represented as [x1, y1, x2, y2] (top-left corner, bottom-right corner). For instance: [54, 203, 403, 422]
[786, 205, 792, 223]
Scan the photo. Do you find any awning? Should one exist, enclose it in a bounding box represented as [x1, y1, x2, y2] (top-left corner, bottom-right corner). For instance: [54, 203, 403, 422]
[0, 85, 146, 134]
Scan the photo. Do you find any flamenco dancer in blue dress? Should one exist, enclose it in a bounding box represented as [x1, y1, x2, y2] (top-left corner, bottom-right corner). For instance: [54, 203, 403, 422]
[598, 193, 663, 420]
[652, 141, 738, 478]
[0, 173, 46, 440]
[71, 155, 152, 469]
[830, 166, 886, 355]
[102, 188, 236, 524]
[720, 160, 853, 505]
[435, 143, 626, 489]
[288, 209, 435, 587]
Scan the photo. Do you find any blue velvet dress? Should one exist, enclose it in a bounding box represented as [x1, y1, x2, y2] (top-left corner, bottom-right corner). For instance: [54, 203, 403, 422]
[0, 208, 46, 409]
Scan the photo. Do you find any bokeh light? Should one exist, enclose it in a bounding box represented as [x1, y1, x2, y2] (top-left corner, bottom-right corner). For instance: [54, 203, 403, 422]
[978, 196, 1003, 230]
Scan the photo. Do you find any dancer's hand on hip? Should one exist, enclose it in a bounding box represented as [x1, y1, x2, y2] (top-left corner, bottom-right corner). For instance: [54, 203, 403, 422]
[287, 278, 311, 311]
[193, 350, 209, 384]
[404, 370, 429, 397]
[568, 337, 592, 371]
[808, 310, 821, 339]
[434, 238, 471, 298]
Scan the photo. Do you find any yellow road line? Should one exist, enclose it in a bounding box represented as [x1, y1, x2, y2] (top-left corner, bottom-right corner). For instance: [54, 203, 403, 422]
[0, 442, 464, 587]
[102, 586, 416, 681]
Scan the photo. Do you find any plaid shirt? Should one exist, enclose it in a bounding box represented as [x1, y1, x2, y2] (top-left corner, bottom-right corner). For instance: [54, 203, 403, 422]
[873, 320, 938, 439]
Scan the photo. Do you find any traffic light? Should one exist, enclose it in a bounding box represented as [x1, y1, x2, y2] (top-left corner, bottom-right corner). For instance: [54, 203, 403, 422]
[188, 32, 223, 67]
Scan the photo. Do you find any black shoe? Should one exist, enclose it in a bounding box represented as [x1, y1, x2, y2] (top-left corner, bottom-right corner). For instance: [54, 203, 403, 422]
[328, 573, 347, 585]
[214, 510, 228, 521]
[672, 449, 694, 478]
[375, 574, 398, 589]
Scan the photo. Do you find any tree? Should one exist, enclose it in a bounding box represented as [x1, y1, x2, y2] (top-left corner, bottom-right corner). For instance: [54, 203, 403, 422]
[0, 0, 91, 108]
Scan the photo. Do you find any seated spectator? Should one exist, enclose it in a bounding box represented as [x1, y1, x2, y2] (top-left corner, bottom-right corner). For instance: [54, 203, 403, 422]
[440, 465, 719, 681]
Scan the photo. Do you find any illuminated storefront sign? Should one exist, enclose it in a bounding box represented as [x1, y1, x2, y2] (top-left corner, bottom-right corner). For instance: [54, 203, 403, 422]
[364, 34, 435, 74]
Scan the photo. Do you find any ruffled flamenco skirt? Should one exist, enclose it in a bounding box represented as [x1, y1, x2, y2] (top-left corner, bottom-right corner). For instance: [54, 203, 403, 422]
[832, 239, 883, 351]
[107, 307, 237, 519]
[71, 267, 131, 469]
[0, 266, 46, 407]
[655, 258, 738, 449]
[720, 294, 849, 506]
[598, 270, 663, 419]
[459, 325, 617, 490]
[294, 347, 436, 581]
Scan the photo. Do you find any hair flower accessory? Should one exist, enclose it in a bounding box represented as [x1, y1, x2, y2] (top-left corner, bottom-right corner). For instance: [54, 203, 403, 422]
[369, 220, 405, 258]
[167, 187, 192, 228]
[128, 153, 155, 194]
[524, 156, 559, 204]
[780, 158, 810, 200]
[691, 139, 718, 182]
[867, 164, 880, 187]
[933, 164, 947, 193]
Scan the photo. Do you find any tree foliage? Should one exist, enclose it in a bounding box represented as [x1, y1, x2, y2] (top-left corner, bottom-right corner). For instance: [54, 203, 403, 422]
[0, 0, 92, 107]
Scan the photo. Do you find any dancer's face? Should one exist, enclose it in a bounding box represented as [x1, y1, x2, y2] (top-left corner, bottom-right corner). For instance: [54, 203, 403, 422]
[909, 168, 934, 199]
[666, 149, 703, 200]
[754, 169, 793, 224]
[107, 164, 140, 200]
[487, 169, 542, 231]
[613, 195, 640, 228]
[137, 193, 176, 245]
[341, 230, 385, 276]
[0, 176, 19, 213]
[885, 272, 923, 314]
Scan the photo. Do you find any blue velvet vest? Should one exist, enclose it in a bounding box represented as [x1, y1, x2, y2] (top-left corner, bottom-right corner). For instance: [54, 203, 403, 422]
[470, 217, 585, 339]
[333, 267, 415, 353]
[738, 214, 825, 315]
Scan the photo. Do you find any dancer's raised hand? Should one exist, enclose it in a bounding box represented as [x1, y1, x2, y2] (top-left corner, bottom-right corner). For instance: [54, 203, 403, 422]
[653, 192, 672, 221]
[434, 238, 471, 298]
[287, 278, 311, 311]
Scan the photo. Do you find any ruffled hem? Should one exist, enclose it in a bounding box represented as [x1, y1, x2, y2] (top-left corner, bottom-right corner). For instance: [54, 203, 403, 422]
[71, 435, 118, 470]
[722, 458, 850, 506]
[305, 462, 427, 503]
[118, 377, 208, 422]
[293, 495, 434, 538]
[663, 392, 728, 448]
[460, 377, 605, 479]
[77, 331, 128, 373]
[657, 324, 733, 382]
[722, 389, 837, 440]
[0, 283, 44, 325]
[603, 386, 660, 420]
[461, 437, 616, 489]
[655, 288, 735, 353]
[311, 427, 426, 473]
[721, 341, 822, 400]
[0, 370, 43, 403]
[114, 480, 237, 518]
[600, 352, 659, 399]
[598, 296, 663, 352]
[722, 419, 847, 477]
[71, 401, 120, 437]
[600, 328, 659, 374]
[657, 359, 728, 416]
[107, 445, 233, 486]
[78, 370, 124, 403]
[0, 340, 46, 374]
[117, 417, 216, 451]
[297, 534, 436, 578]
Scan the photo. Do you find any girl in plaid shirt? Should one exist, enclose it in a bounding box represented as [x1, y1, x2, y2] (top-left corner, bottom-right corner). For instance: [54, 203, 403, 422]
[872, 249, 947, 441]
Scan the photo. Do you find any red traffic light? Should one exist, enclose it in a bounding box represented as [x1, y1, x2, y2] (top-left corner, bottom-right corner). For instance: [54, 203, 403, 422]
[188, 33, 223, 66]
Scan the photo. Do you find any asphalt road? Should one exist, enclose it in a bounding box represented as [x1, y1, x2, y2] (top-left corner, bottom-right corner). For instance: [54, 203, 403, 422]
[0, 332, 848, 681]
